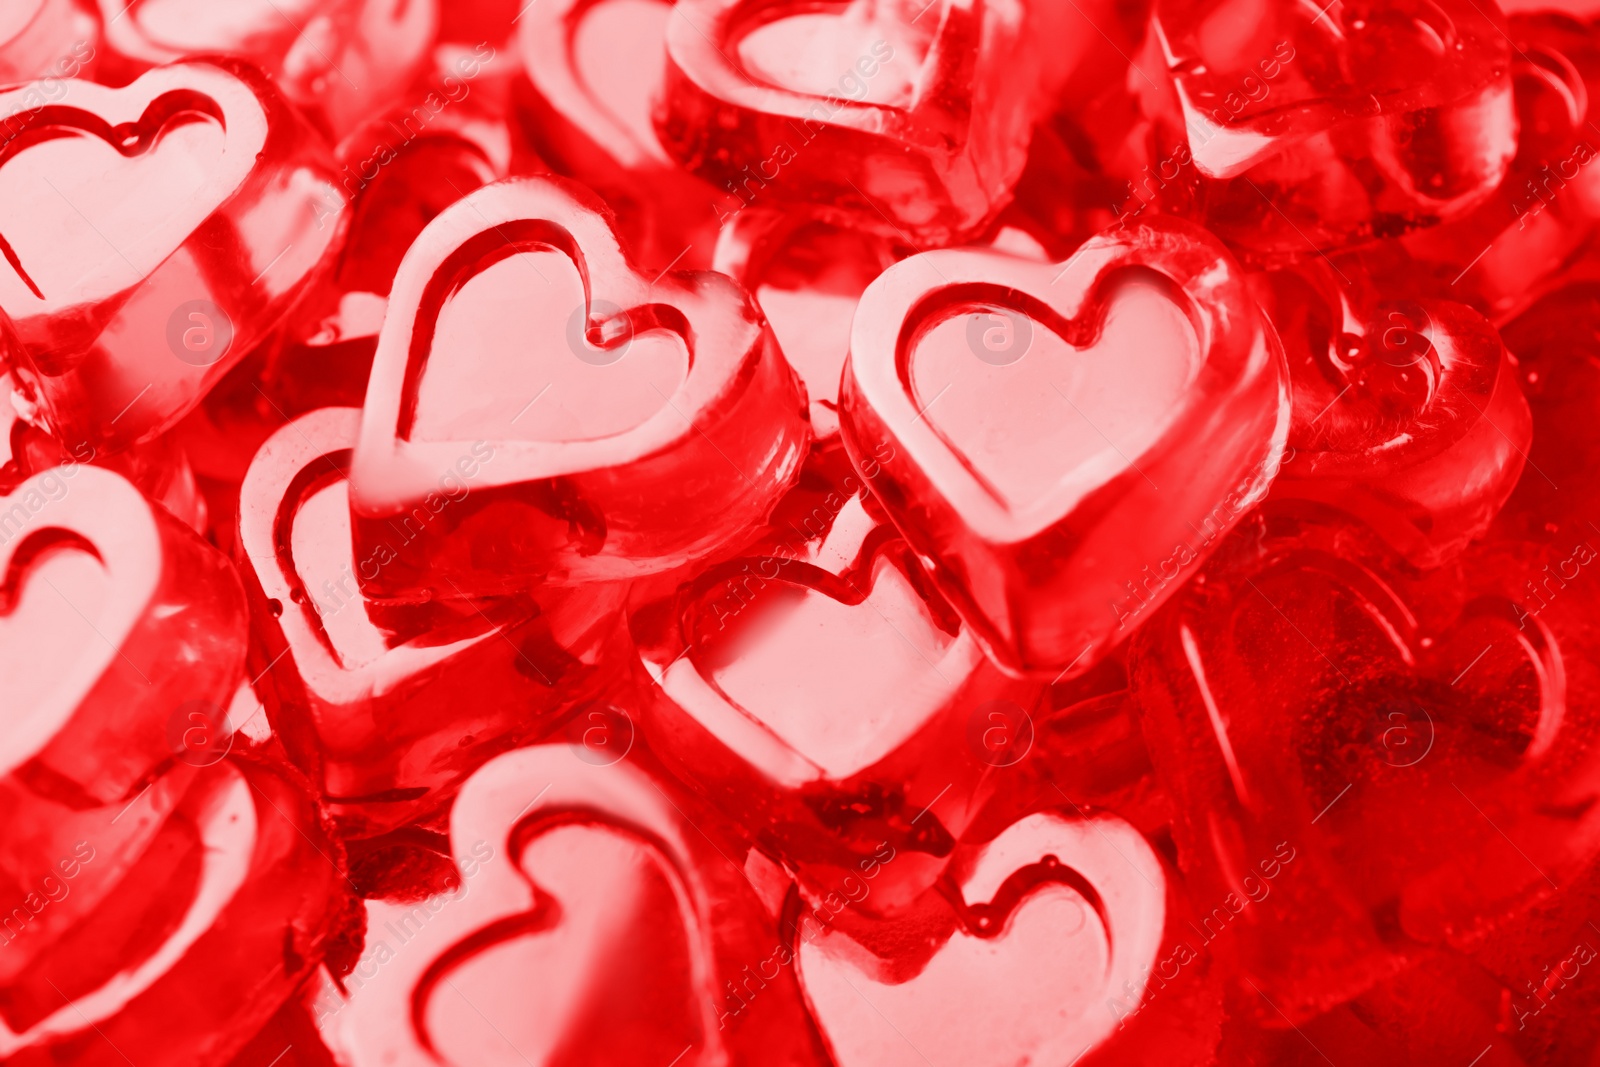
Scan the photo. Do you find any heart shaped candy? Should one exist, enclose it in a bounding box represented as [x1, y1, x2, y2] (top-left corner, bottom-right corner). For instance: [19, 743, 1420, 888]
[793, 809, 1166, 1067]
[1256, 250, 1531, 566]
[95, 0, 439, 140]
[349, 176, 809, 601]
[713, 208, 906, 440]
[635, 462, 1039, 910]
[840, 216, 1289, 676]
[1139, 0, 1517, 257]
[0, 59, 345, 451]
[239, 407, 629, 837]
[0, 462, 245, 969]
[1131, 502, 1600, 1020]
[515, 0, 726, 272]
[0, 780, 183, 984]
[658, 0, 1095, 244]
[317, 745, 827, 1066]
[0, 464, 246, 805]
[0, 755, 353, 1066]
[1, 371, 205, 533]
[1402, 14, 1600, 317]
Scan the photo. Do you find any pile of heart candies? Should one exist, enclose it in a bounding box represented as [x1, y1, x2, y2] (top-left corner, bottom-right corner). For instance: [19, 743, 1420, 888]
[8, 0, 1600, 1063]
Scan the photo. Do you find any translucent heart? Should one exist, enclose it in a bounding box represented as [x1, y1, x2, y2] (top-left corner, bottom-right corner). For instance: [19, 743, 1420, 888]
[911, 276, 1201, 513]
[409, 249, 689, 443]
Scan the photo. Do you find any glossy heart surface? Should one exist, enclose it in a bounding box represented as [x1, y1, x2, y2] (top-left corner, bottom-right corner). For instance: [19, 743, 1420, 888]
[841, 217, 1289, 675]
